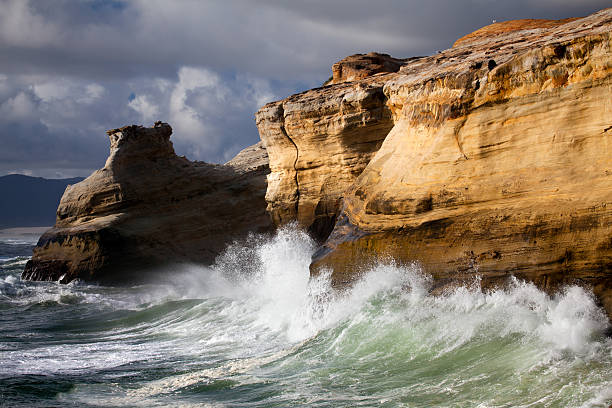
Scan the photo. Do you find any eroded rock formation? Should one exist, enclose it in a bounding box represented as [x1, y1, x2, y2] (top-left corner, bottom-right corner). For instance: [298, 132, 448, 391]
[329, 52, 409, 85]
[257, 9, 612, 317]
[256, 75, 395, 240]
[23, 123, 271, 283]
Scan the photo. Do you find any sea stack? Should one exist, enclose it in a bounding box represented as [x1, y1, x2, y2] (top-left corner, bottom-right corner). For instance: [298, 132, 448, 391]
[22, 122, 272, 283]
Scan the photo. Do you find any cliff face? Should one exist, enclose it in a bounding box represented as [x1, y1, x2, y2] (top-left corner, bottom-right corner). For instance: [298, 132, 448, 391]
[256, 52, 431, 240]
[22, 123, 271, 283]
[256, 73, 396, 240]
[257, 9, 612, 316]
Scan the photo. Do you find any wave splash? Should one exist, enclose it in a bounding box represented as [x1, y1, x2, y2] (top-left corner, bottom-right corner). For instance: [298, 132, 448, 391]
[177, 226, 610, 354]
[1, 226, 611, 407]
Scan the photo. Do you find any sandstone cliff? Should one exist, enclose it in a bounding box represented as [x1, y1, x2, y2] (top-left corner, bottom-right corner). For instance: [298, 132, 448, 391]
[256, 61, 401, 240]
[22, 123, 271, 283]
[257, 9, 612, 317]
[256, 52, 429, 240]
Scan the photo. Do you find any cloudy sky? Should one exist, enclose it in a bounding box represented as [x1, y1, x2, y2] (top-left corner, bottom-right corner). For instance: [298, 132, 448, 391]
[0, 0, 609, 178]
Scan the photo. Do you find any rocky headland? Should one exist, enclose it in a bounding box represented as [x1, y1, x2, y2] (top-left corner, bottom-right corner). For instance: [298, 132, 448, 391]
[22, 123, 271, 283]
[259, 8, 612, 317]
[24, 9, 612, 317]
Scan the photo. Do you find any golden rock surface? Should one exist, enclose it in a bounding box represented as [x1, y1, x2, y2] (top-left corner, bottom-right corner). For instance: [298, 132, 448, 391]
[453, 17, 581, 48]
[256, 75, 396, 239]
[259, 9, 612, 317]
[329, 52, 408, 85]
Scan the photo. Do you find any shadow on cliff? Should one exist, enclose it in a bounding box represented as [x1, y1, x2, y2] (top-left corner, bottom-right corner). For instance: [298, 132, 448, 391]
[23, 122, 273, 284]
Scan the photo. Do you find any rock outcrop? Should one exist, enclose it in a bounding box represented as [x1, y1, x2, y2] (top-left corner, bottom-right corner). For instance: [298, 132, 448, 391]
[453, 17, 581, 47]
[256, 52, 426, 241]
[257, 9, 612, 317]
[256, 74, 395, 240]
[23, 123, 271, 283]
[328, 52, 409, 85]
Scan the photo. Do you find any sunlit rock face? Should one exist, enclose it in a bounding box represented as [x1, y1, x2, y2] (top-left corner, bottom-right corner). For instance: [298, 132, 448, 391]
[329, 52, 409, 85]
[452, 17, 581, 48]
[258, 9, 612, 317]
[256, 52, 426, 241]
[23, 123, 272, 283]
[256, 75, 396, 240]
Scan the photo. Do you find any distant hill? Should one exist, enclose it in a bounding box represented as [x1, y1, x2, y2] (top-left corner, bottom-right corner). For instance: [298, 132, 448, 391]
[0, 174, 85, 228]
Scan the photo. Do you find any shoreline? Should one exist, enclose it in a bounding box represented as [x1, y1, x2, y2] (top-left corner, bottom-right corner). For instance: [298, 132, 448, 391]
[0, 226, 51, 235]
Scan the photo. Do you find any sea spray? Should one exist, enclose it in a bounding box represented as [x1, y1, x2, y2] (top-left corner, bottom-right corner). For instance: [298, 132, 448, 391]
[1, 226, 611, 407]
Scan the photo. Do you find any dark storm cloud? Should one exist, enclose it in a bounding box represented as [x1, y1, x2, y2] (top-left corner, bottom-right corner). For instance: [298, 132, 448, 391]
[0, 0, 609, 177]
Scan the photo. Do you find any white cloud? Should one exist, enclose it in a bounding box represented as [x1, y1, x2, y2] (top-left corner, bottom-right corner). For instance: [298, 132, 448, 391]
[120, 66, 279, 161]
[84, 83, 105, 101]
[33, 79, 105, 105]
[128, 95, 160, 123]
[33, 80, 70, 102]
[0, 91, 38, 120]
[0, 0, 63, 48]
[168, 67, 218, 146]
[235, 74, 277, 109]
[0, 74, 13, 100]
[155, 78, 173, 94]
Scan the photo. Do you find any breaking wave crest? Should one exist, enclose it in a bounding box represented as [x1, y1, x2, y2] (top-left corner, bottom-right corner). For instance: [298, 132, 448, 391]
[1, 226, 611, 407]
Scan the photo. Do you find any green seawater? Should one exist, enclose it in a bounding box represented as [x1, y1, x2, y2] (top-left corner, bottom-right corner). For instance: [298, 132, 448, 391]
[0, 228, 611, 407]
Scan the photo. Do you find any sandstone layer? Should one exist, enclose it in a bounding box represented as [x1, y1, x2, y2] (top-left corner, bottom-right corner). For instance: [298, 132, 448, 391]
[453, 17, 581, 47]
[22, 123, 271, 283]
[257, 10, 612, 316]
[257, 52, 433, 241]
[256, 74, 395, 240]
[328, 52, 409, 85]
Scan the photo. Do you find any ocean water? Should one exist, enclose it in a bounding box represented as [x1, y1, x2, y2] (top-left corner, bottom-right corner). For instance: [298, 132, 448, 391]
[0, 227, 611, 408]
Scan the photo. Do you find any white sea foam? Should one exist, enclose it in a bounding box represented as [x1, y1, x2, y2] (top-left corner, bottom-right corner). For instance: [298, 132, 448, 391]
[2, 226, 611, 407]
[0, 256, 30, 266]
[581, 385, 612, 408]
[152, 226, 611, 357]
